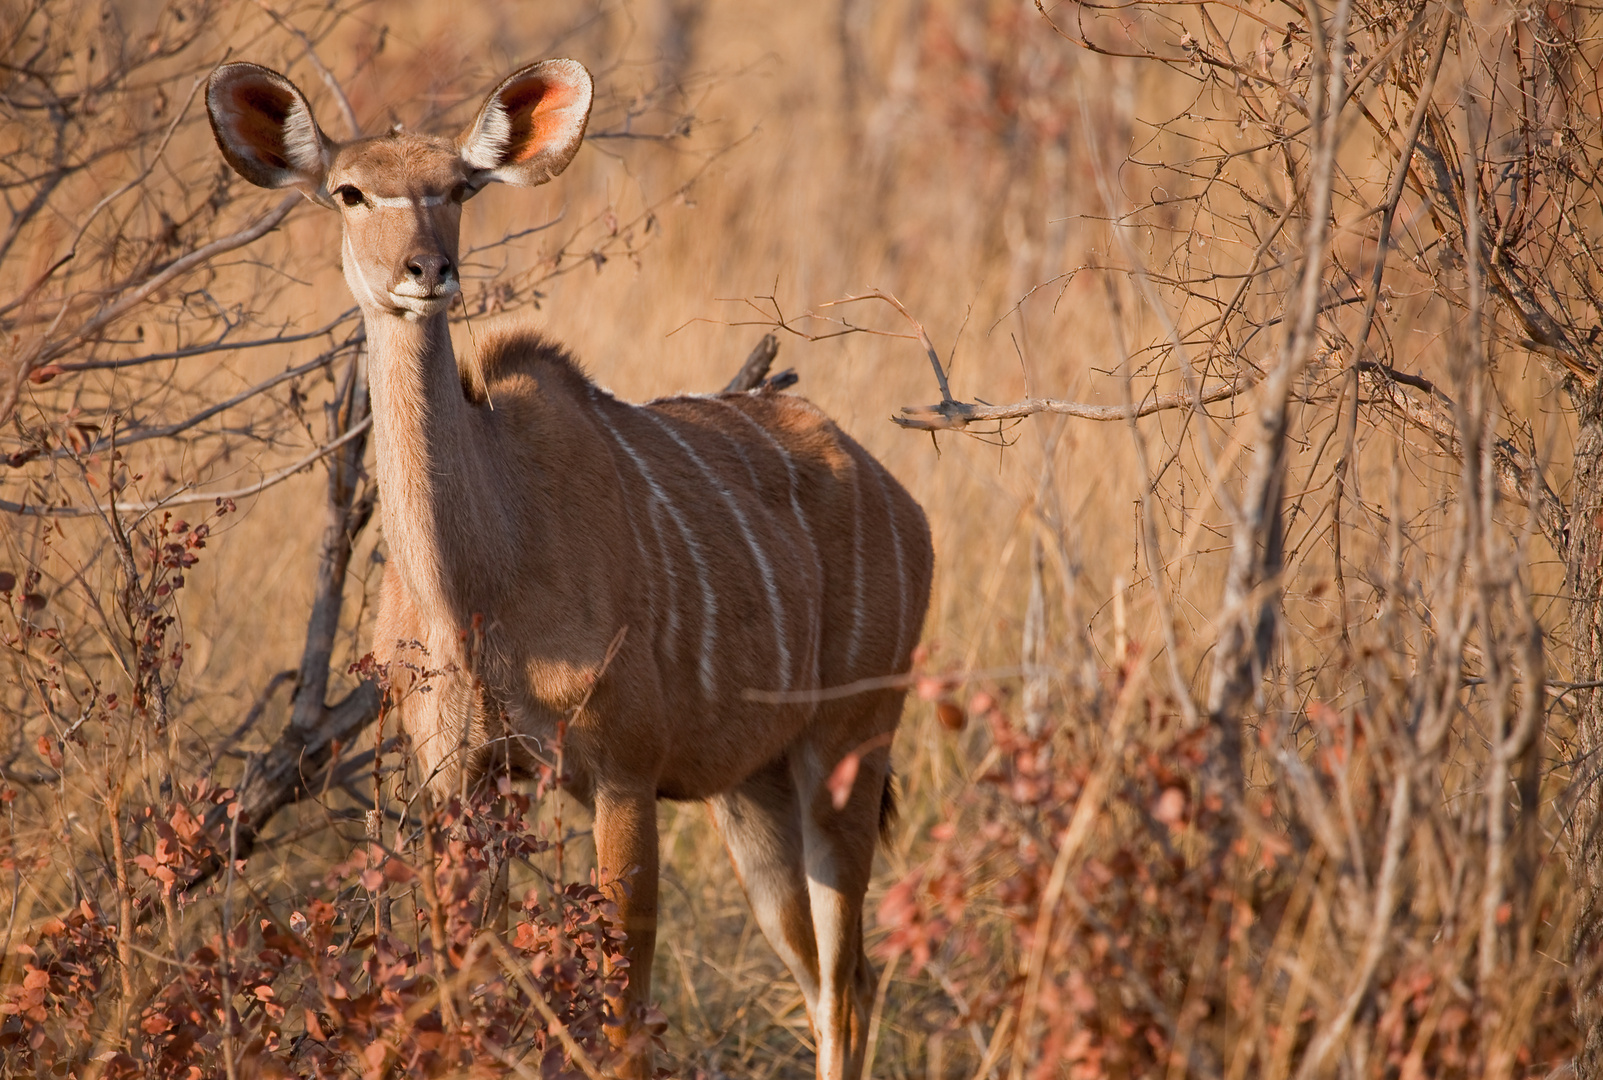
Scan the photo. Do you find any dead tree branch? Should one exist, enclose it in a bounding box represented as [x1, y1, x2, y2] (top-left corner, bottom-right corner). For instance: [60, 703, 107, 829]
[1360, 362, 1567, 552]
[5, 194, 301, 418]
[723, 334, 781, 392]
[897, 380, 1245, 431]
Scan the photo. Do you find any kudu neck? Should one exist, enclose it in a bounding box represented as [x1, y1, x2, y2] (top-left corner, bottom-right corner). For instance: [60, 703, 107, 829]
[363, 305, 514, 621]
[365, 309, 458, 401]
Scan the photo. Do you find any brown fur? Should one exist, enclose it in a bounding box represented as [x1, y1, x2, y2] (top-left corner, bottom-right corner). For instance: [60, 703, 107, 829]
[208, 58, 933, 1080]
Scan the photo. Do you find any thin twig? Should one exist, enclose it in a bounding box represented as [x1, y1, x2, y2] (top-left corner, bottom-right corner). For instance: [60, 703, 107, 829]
[0, 415, 372, 516]
[6, 194, 300, 416]
[483, 934, 614, 1080]
[819, 289, 954, 403]
[897, 380, 1244, 431]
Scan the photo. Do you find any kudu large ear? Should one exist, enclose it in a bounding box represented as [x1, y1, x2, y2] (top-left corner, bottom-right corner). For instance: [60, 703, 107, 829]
[206, 62, 335, 206]
[457, 59, 593, 191]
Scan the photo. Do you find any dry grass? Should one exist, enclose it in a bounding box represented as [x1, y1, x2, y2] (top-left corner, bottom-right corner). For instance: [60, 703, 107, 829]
[0, 0, 1592, 1076]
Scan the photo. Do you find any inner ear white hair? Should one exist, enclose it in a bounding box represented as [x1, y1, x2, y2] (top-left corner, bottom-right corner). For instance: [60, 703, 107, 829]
[457, 59, 594, 190]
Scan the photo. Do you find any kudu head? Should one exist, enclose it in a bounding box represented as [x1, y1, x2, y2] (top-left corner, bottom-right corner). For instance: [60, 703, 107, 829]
[206, 59, 593, 321]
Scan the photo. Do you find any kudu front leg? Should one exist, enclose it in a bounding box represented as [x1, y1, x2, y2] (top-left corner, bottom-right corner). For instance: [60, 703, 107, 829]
[593, 785, 660, 1078]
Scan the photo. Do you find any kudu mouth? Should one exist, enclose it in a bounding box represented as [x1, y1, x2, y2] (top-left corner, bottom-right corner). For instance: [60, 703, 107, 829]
[385, 251, 460, 318]
[388, 278, 460, 318]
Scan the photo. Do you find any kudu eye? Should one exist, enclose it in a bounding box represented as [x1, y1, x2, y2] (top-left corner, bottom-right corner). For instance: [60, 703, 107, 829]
[335, 185, 365, 208]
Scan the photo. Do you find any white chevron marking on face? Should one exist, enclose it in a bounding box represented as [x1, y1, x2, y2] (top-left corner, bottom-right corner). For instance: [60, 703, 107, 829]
[366, 192, 450, 208]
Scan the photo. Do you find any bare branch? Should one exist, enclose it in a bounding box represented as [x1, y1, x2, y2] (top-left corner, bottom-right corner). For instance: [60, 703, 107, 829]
[5, 194, 301, 417]
[820, 289, 954, 403]
[1361, 362, 1566, 552]
[897, 379, 1244, 431]
[722, 333, 781, 392]
[52, 309, 359, 373]
[57, 332, 361, 462]
[0, 415, 372, 517]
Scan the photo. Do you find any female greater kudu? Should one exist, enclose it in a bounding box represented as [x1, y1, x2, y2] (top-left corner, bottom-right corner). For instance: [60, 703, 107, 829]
[207, 57, 932, 1080]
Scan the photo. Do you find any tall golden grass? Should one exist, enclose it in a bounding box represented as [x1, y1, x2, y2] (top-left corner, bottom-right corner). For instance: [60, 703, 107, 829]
[0, 0, 1593, 1076]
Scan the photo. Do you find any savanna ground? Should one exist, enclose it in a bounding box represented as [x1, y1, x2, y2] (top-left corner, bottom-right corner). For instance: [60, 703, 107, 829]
[1, 0, 1600, 1076]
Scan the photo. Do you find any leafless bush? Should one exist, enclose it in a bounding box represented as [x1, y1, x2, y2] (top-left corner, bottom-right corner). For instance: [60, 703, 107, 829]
[0, 0, 707, 1072]
[4, 0, 1597, 1076]
[857, 0, 1596, 1075]
[2, 779, 630, 1077]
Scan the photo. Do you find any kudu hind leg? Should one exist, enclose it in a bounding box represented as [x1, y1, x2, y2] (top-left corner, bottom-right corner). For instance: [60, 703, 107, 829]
[793, 736, 892, 1080]
[709, 757, 822, 1016]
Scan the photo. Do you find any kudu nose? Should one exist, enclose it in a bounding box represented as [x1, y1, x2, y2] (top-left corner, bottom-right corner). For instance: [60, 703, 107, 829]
[405, 253, 454, 292]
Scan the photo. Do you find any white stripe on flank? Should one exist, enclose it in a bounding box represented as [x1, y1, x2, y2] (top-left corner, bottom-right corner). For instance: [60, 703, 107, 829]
[589, 392, 670, 661]
[844, 453, 867, 672]
[714, 399, 823, 688]
[597, 409, 721, 695]
[867, 456, 908, 667]
[645, 409, 793, 692]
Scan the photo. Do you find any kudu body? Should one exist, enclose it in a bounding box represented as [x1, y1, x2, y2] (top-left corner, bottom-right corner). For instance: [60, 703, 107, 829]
[207, 58, 932, 1080]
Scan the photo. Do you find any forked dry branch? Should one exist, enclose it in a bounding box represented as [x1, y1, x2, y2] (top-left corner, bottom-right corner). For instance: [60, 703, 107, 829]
[895, 378, 1244, 430]
[0, 1, 1595, 1076]
[0, 6, 746, 1074]
[865, 0, 1597, 1073]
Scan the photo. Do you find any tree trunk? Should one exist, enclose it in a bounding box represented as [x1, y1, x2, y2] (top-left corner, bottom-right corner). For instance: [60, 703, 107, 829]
[1568, 385, 1603, 1077]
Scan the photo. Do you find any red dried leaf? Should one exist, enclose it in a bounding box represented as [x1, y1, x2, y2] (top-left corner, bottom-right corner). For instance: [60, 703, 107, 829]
[1153, 788, 1186, 825]
[827, 752, 861, 811]
[34, 736, 62, 770]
